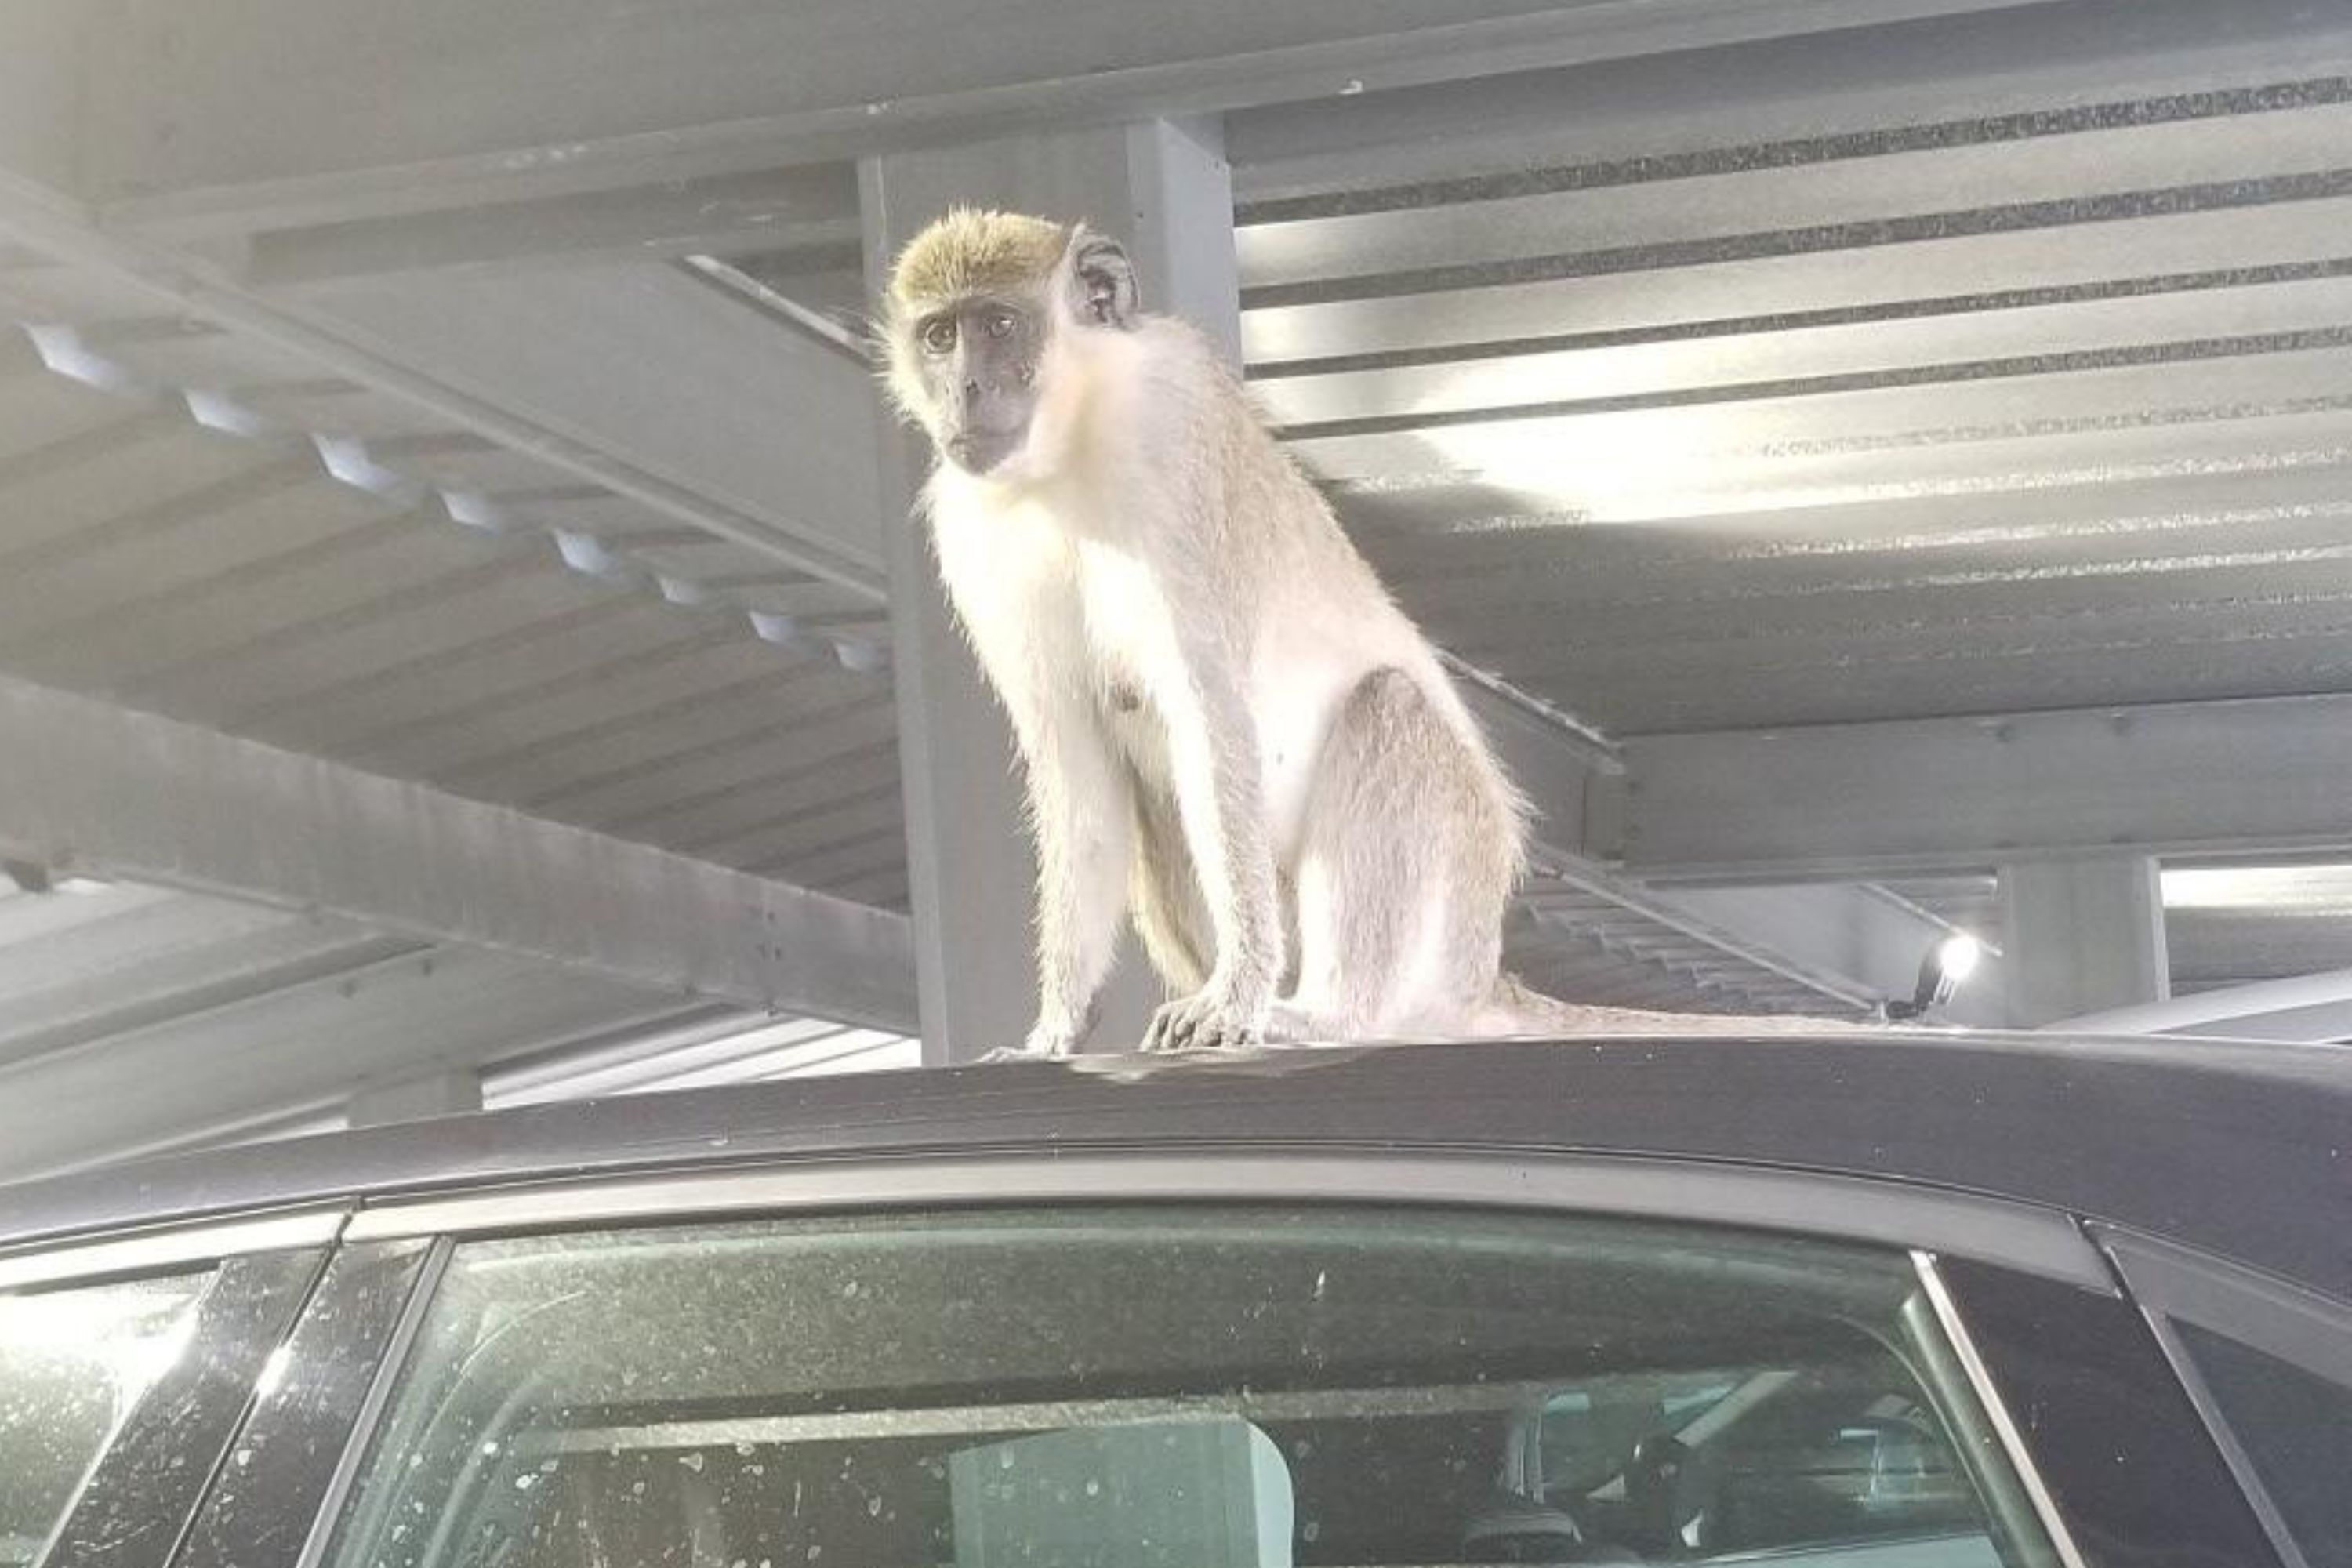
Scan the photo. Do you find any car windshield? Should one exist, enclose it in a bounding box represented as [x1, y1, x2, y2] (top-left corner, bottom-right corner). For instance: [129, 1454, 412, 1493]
[323, 1205, 2058, 1568]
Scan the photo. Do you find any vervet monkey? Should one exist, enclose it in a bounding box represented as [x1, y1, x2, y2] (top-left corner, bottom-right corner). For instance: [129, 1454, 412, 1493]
[880, 210, 1823, 1055]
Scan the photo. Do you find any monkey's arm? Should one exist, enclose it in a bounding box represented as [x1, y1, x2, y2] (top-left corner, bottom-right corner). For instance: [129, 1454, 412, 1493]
[1022, 705, 1134, 1055]
[1142, 614, 1283, 1051]
[993, 666, 1134, 1059]
[931, 528, 1132, 1059]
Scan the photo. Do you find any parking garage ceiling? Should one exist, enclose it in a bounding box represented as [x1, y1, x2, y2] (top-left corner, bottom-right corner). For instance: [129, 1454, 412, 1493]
[1, 0, 2349, 1177]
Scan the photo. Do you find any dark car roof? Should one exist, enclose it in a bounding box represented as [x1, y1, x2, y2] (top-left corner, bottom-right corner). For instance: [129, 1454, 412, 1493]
[2, 1030, 2346, 1299]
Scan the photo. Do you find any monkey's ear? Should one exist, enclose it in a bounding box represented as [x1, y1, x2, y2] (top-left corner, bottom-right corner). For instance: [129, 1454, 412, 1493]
[1067, 227, 1138, 329]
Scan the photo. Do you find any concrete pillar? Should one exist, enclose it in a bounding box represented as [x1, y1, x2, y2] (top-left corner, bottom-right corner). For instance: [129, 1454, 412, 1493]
[860, 120, 1240, 1063]
[1997, 857, 2171, 1026]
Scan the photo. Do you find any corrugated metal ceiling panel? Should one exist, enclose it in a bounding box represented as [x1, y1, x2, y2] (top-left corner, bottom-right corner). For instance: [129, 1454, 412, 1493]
[0, 288, 910, 907]
[0, 877, 915, 1184]
[1238, 72, 2352, 733]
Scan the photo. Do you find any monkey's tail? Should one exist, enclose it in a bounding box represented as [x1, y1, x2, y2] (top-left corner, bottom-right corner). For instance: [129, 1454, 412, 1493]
[1469, 973, 1866, 1037]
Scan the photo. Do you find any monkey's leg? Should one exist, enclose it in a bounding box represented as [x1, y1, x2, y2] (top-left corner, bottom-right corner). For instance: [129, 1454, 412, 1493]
[1127, 780, 1212, 998]
[1276, 669, 1517, 1042]
[1138, 639, 1285, 1054]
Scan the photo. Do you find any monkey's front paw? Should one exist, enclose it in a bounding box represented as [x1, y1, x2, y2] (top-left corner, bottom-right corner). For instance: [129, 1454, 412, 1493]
[1142, 990, 1265, 1054]
[979, 1020, 1081, 1065]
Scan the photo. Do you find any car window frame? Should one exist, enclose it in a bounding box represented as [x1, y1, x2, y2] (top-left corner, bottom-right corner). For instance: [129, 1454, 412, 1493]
[1934, 1254, 2288, 1568]
[263, 1149, 2125, 1568]
[0, 1209, 344, 1294]
[1507, 1247, 2083, 1568]
[335, 1147, 2118, 1290]
[171, 1238, 442, 1568]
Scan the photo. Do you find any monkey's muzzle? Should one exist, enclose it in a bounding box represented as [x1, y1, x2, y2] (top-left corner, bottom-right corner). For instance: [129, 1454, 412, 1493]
[946, 428, 1022, 476]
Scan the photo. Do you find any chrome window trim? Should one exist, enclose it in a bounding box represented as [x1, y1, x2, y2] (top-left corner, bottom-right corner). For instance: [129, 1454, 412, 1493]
[340, 1148, 2114, 1290]
[1913, 1250, 2092, 1568]
[523, 1379, 1568, 1454]
[0, 1206, 348, 1291]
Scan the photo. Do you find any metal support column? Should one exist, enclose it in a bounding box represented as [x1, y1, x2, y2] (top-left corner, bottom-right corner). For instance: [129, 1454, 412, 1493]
[1998, 857, 2171, 1027]
[860, 120, 1239, 1063]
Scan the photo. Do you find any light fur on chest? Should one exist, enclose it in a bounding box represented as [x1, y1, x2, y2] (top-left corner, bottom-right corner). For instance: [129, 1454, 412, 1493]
[933, 486, 1179, 758]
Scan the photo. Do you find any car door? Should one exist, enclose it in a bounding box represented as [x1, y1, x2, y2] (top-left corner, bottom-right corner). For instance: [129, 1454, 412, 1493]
[173, 1151, 2293, 1568]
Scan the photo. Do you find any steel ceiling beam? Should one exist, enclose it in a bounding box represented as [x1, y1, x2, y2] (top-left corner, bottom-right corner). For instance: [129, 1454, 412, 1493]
[0, 672, 916, 1029]
[1446, 671, 1958, 1015]
[0, 169, 891, 598]
[74, 1, 2066, 238]
[2056, 965, 2352, 1044]
[280, 262, 890, 592]
[0, 1, 79, 198]
[348, 1067, 483, 1128]
[0, 946, 712, 1184]
[1605, 693, 2352, 880]
[243, 166, 862, 289]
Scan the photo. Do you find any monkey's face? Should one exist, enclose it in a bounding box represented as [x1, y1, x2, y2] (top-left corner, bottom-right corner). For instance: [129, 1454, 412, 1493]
[886, 218, 1139, 479]
[910, 296, 1051, 477]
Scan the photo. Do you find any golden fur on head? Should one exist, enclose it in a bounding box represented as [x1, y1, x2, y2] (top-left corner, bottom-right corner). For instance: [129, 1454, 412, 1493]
[887, 209, 1072, 313]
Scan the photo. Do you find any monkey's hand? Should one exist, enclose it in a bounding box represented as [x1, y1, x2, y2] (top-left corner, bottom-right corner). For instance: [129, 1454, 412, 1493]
[1018, 1019, 1083, 1059]
[975, 1033, 1073, 1066]
[976, 1000, 1098, 1063]
[1141, 985, 1269, 1054]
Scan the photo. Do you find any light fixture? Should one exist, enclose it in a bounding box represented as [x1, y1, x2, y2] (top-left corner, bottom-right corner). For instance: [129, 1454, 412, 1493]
[1885, 933, 1982, 1022]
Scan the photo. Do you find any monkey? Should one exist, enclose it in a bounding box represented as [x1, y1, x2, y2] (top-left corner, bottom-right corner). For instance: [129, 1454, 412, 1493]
[879, 209, 1846, 1056]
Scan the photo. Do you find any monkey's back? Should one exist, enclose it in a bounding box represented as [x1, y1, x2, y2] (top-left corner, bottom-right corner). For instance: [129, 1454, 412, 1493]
[1109, 314, 1533, 875]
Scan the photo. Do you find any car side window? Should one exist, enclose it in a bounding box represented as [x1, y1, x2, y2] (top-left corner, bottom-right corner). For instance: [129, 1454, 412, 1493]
[1534, 1356, 1993, 1559]
[2174, 1323, 2351, 1568]
[320, 1205, 2063, 1568]
[2099, 1229, 2352, 1568]
[0, 1269, 211, 1568]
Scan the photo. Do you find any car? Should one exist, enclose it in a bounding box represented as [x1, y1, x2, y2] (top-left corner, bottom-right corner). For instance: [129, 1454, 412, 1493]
[1, 1031, 2345, 1568]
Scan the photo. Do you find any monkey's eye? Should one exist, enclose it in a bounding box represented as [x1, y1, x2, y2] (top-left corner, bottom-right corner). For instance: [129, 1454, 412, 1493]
[920, 318, 956, 354]
[984, 310, 1016, 339]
